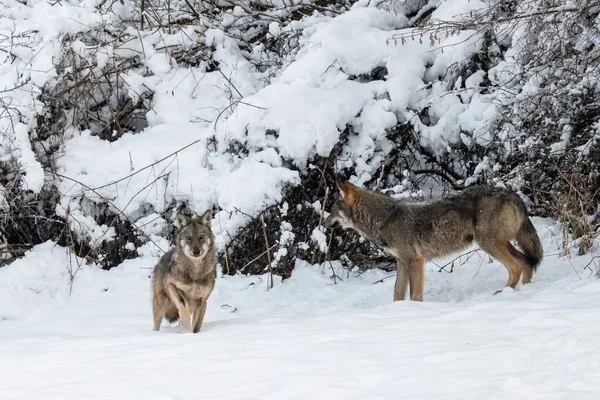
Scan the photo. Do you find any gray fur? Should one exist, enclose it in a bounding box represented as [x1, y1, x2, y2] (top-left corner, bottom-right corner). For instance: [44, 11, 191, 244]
[151, 209, 216, 333]
[325, 182, 543, 301]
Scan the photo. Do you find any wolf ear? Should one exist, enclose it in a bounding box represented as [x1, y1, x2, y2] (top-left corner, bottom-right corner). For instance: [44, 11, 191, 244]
[174, 211, 190, 231]
[336, 181, 356, 205]
[200, 209, 212, 228]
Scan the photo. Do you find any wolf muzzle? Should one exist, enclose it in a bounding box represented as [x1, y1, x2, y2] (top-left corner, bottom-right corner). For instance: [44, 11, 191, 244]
[323, 216, 340, 229]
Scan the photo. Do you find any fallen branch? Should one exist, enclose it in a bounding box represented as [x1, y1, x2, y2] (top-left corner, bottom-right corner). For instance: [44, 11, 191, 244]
[372, 275, 396, 285]
[433, 249, 483, 273]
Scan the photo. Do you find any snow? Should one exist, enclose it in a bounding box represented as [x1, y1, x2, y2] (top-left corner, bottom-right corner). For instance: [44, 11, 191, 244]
[311, 227, 328, 253]
[225, 80, 376, 165]
[0, 241, 75, 319]
[3, 0, 600, 398]
[11, 123, 45, 192]
[2, 219, 600, 399]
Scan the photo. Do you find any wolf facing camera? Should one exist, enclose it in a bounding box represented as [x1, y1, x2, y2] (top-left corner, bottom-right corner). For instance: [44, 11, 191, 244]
[151, 208, 216, 333]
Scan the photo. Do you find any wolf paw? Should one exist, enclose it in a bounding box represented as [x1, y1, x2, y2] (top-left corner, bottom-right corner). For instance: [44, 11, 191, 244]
[494, 287, 516, 296]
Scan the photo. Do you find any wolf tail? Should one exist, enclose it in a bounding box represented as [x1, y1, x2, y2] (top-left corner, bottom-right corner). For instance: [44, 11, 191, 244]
[514, 206, 543, 271]
[164, 304, 179, 323]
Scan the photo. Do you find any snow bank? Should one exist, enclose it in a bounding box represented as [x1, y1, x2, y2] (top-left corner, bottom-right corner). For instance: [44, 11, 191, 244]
[0, 242, 79, 319]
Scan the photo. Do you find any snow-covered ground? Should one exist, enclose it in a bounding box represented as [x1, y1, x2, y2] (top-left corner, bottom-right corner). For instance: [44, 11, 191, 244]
[2, 0, 600, 398]
[2, 218, 600, 399]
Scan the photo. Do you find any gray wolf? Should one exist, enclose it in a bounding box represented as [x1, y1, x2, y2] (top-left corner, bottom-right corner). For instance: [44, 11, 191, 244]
[324, 182, 543, 301]
[151, 209, 216, 333]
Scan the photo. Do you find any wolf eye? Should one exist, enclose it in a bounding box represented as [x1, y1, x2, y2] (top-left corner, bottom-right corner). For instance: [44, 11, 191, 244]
[198, 235, 205, 240]
[186, 234, 192, 240]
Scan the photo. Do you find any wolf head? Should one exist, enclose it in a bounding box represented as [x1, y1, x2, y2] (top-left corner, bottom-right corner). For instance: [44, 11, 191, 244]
[174, 209, 214, 259]
[324, 181, 358, 230]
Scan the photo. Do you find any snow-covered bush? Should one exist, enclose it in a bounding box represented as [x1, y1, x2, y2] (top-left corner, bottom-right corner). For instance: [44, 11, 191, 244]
[1, 0, 598, 276]
[404, 0, 600, 252]
[491, 0, 600, 253]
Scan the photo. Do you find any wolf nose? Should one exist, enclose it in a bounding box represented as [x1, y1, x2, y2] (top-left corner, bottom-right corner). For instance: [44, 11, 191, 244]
[192, 249, 201, 257]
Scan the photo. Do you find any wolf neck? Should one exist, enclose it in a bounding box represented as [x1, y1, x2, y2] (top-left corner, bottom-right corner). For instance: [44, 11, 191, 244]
[173, 248, 215, 278]
[349, 193, 408, 246]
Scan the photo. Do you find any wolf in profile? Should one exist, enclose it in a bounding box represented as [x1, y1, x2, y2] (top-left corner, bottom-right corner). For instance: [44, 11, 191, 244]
[151, 209, 216, 333]
[324, 182, 543, 301]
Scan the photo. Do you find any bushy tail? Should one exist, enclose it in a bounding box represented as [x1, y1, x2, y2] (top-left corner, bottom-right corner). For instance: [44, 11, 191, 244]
[164, 305, 179, 323]
[515, 215, 543, 271]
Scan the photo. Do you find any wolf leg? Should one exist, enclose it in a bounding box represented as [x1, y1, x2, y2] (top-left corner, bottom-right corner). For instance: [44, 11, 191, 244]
[191, 299, 208, 334]
[521, 266, 533, 284]
[179, 303, 192, 330]
[479, 241, 523, 292]
[173, 287, 191, 330]
[393, 260, 409, 301]
[407, 255, 425, 301]
[501, 244, 524, 289]
[152, 291, 167, 331]
[167, 283, 186, 309]
[167, 283, 191, 328]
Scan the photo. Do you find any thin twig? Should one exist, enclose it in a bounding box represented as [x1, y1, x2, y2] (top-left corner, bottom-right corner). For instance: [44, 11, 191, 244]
[183, 0, 201, 19]
[141, 0, 146, 28]
[239, 243, 278, 273]
[215, 189, 230, 275]
[431, 249, 482, 272]
[260, 213, 274, 290]
[91, 139, 202, 190]
[582, 256, 600, 272]
[373, 167, 385, 191]
[311, 186, 329, 264]
[47, 170, 165, 254]
[372, 275, 396, 285]
[64, 205, 83, 296]
[0, 248, 30, 253]
[324, 230, 338, 282]
[564, 254, 583, 280]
